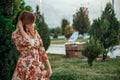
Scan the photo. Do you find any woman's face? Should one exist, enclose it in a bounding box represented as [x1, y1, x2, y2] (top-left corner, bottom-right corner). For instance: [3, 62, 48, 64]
[25, 22, 36, 31]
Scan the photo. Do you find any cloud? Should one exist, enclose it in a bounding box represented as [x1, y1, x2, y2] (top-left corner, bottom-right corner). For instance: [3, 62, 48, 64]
[24, 0, 40, 11]
[24, 0, 120, 28]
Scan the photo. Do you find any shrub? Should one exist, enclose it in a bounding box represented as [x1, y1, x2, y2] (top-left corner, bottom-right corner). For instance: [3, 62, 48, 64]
[82, 37, 105, 67]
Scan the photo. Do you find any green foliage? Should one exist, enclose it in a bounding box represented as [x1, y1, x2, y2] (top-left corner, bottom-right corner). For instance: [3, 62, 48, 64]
[35, 5, 50, 50]
[64, 25, 75, 39]
[73, 7, 90, 34]
[82, 37, 105, 67]
[89, 3, 120, 60]
[0, 2, 19, 79]
[101, 3, 120, 48]
[54, 27, 62, 35]
[13, 0, 33, 25]
[89, 18, 109, 40]
[0, 0, 33, 79]
[53, 32, 58, 38]
[50, 27, 61, 38]
[61, 18, 69, 35]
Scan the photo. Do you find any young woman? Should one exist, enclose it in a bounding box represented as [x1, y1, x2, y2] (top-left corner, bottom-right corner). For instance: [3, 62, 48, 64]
[12, 11, 52, 80]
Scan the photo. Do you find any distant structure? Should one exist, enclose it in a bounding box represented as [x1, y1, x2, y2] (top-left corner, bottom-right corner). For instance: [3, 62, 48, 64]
[68, 32, 79, 42]
[40, 0, 42, 14]
[112, 0, 114, 10]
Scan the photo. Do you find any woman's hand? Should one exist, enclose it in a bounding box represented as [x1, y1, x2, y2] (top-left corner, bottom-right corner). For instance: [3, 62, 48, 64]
[17, 20, 24, 31]
[17, 20, 28, 37]
[47, 67, 52, 78]
[44, 60, 52, 78]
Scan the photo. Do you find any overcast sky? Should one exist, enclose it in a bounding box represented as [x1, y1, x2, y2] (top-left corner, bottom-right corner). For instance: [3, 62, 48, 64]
[24, 0, 120, 28]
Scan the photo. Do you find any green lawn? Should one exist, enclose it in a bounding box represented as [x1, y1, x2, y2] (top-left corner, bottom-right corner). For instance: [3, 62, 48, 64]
[51, 38, 83, 44]
[48, 54, 120, 80]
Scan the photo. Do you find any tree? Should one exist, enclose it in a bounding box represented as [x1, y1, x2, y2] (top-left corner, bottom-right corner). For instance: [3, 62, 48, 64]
[13, 0, 33, 25]
[89, 3, 120, 60]
[0, 0, 34, 79]
[89, 18, 110, 41]
[82, 37, 105, 67]
[61, 18, 69, 35]
[55, 27, 61, 35]
[89, 18, 110, 60]
[64, 25, 75, 39]
[49, 28, 55, 36]
[0, 0, 21, 79]
[101, 3, 120, 60]
[73, 7, 90, 35]
[35, 5, 50, 50]
[53, 27, 62, 38]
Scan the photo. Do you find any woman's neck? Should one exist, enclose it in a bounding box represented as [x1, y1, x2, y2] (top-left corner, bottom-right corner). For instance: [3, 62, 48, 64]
[26, 30, 36, 39]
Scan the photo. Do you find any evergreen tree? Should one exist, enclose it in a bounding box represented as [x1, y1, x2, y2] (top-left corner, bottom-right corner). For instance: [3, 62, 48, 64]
[13, 0, 33, 25]
[0, 0, 21, 79]
[35, 5, 50, 50]
[53, 27, 62, 38]
[89, 18, 110, 60]
[101, 3, 120, 60]
[89, 3, 120, 60]
[73, 7, 90, 34]
[82, 36, 105, 67]
[61, 18, 69, 35]
[0, 0, 33, 79]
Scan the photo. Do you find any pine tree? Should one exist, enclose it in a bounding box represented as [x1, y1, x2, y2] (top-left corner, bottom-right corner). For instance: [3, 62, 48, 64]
[35, 5, 50, 50]
[101, 3, 120, 47]
[0, 0, 21, 79]
[82, 36, 105, 67]
[73, 7, 90, 35]
[0, 0, 33, 79]
[13, 0, 33, 25]
[61, 18, 69, 35]
[101, 3, 120, 60]
[89, 3, 120, 60]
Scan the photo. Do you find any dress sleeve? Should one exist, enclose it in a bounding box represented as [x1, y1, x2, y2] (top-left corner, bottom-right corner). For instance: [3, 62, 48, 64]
[36, 30, 48, 61]
[38, 47, 48, 61]
[12, 32, 32, 47]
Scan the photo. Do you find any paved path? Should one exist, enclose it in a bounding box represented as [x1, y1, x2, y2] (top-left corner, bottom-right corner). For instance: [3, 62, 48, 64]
[47, 44, 120, 56]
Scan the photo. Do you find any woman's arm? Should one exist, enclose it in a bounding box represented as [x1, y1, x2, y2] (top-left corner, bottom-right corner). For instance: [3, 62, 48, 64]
[36, 30, 52, 77]
[18, 20, 28, 37]
[44, 60, 52, 78]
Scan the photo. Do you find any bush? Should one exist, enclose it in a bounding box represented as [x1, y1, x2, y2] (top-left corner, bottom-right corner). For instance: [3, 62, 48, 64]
[0, 11, 19, 80]
[53, 32, 58, 38]
[82, 37, 105, 67]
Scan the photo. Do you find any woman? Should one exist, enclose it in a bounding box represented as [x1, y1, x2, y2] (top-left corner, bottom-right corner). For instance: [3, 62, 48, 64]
[12, 11, 52, 80]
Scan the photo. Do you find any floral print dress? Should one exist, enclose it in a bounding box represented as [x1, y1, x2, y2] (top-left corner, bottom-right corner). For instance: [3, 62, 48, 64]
[12, 30, 48, 80]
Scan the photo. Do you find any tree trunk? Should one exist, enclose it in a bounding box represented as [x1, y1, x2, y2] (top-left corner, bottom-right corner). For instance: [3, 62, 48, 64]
[102, 50, 108, 61]
[87, 59, 93, 67]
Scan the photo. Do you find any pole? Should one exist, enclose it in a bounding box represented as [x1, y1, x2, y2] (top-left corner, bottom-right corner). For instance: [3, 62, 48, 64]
[40, 0, 42, 14]
[112, 0, 114, 10]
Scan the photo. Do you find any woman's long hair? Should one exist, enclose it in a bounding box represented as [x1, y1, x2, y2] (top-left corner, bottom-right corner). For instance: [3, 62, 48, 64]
[18, 11, 36, 31]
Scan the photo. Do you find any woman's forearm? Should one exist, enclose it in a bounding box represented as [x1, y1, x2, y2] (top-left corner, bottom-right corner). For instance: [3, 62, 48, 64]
[19, 27, 28, 37]
[45, 60, 52, 77]
[45, 60, 51, 70]
[18, 21, 28, 37]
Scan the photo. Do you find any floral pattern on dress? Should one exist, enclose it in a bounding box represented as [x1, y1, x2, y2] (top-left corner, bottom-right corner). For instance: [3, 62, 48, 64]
[12, 30, 49, 80]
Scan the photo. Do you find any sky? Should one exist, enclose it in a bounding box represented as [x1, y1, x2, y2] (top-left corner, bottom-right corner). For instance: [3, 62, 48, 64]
[24, 0, 120, 28]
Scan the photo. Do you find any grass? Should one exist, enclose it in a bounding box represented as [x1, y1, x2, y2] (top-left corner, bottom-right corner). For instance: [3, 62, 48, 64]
[51, 38, 84, 44]
[48, 54, 120, 80]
